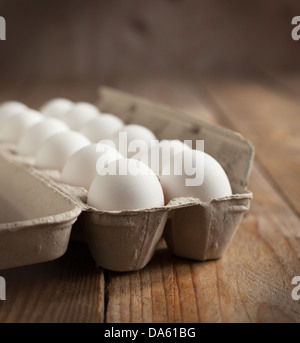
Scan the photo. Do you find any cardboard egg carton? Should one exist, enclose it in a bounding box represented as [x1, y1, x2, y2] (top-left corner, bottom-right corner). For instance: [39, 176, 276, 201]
[0, 87, 254, 272]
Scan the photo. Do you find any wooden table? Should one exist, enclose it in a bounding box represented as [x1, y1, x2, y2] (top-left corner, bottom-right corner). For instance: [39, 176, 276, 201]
[0, 74, 300, 323]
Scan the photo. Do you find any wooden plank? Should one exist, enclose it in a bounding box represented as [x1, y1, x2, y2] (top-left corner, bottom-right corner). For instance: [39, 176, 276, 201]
[0, 80, 34, 104]
[10, 80, 101, 109]
[202, 78, 300, 216]
[0, 242, 105, 323]
[104, 79, 300, 323]
[261, 73, 300, 98]
[2, 1, 300, 81]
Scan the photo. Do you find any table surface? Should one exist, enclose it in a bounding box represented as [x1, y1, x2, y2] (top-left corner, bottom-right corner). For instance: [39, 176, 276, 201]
[0, 74, 300, 323]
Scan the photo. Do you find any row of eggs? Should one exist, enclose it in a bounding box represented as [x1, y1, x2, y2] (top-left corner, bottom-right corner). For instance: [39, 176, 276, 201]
[0, 99, 232, 211]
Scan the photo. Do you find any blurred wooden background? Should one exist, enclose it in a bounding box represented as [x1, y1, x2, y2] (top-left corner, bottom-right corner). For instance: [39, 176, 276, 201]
[1, 0, 300, 82]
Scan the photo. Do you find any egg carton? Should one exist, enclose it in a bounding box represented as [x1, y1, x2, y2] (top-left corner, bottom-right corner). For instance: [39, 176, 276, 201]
[0, 87, 254, 272]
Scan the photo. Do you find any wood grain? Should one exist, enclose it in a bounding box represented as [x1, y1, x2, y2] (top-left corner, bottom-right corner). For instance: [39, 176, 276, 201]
[202, 78, 300, 216]
[0, 242, 104, 323]
[1, 0, 300, 82]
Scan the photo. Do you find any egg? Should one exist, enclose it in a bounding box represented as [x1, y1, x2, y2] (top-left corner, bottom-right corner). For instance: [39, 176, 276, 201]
[0, 102, 28, 127]
[79, 114, 124, 142]
[110, 124, 157, 158]
[139, 139, 192, 175]
[40, 98, 74, 118]
[35, 131, 90, 170]
[18, 118, 70, 156]
[159, 149, 232, 203]
[62, 102, 100, 130]
[0, 101, 28, 115]
[0, 109, 43, 143]
[61, 143, 123, 190]
[88, 158, 165, 211]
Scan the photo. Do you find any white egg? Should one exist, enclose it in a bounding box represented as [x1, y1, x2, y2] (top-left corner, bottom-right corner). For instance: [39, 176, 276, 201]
[0, 109, 43, 143]
[0, 101, 28, 115]
[88, 158, 165, 211]
[79, 114, 124, 142]
[18, 118, 70, 156]
[110, 124, 157, 158]
[139, 139, 191, 175]
[61, 143, 123, 190]
[159, 149, 232, 203]
[0, 102, 28, 126]
[62, 102, 100, 130]
[40, 98, 74, 118]
[35, 131, 90, 170]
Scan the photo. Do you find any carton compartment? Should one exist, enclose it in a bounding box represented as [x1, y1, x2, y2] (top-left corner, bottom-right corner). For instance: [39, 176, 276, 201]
[0, 194, 26, 224]
[81, 209, 169, 272]
[0, 154, 78, 221]
[165, 195, 252, 261]
[0, 153, 82, 270]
